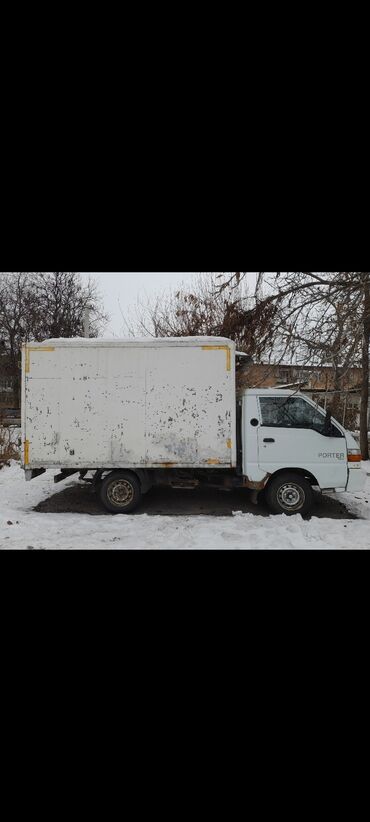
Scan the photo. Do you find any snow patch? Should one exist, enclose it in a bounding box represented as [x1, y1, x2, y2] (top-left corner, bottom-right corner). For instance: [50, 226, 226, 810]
[1, 461, 370, 550]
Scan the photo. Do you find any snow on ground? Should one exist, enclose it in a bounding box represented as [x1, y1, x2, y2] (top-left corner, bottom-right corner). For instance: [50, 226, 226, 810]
[1, 461, 370, 550]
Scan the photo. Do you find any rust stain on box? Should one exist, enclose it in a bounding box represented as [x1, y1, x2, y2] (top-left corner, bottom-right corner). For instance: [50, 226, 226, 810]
[25, 346, 55, 374]
[201, 345, 231, 371]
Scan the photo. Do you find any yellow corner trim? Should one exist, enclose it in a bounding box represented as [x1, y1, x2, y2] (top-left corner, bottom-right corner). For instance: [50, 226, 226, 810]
[227, 439, 232, 449]
[25, 346, 55, 374]
[24, 440, 30, 466]
[207, 458, 221, 465]
[202, 345, 231, 371]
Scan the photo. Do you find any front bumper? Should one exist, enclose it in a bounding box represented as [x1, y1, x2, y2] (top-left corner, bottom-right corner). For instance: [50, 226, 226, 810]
[346, 466, 367, 493]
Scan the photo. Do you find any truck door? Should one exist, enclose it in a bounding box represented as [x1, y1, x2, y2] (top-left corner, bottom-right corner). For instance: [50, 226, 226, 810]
[257, 395, 348, 490]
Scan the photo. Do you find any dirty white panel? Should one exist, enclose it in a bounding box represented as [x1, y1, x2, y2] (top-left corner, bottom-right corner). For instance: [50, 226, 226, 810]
[58, 346, 146, 466]
[23, 338, 236, 469]
[145, 346, 234, 464]
[24, 372, 61, 465]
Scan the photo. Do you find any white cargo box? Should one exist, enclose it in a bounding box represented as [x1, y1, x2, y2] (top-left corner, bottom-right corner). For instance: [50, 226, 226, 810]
[21, 337, 236, 470]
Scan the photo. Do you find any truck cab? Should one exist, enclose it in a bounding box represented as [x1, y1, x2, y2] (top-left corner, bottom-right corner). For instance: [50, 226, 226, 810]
[241, 388, 365, 514]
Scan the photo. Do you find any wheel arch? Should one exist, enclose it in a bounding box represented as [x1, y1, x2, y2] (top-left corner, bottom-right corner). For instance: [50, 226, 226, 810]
[265, 467, 320, 489]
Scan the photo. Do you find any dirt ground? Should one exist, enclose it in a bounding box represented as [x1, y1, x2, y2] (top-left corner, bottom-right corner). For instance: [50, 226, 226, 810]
[34, 480, 360, 520]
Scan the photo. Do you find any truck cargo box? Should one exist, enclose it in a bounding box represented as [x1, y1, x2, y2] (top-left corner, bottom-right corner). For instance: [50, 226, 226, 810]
[21, 337, 236, 471]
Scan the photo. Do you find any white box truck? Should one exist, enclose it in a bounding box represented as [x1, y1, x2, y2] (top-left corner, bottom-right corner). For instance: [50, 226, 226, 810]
[21, 337, 366, 515]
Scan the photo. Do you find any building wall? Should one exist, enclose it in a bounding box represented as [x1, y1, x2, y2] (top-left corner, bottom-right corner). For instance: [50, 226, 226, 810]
[237, 363, 362, 392]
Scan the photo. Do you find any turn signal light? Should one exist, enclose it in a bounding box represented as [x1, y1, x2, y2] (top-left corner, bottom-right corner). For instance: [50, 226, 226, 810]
[348, 449, 362, 462]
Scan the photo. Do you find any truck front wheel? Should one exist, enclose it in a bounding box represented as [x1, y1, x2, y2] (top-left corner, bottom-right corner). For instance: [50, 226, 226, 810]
[100, 471, 142, 514]
[265, 472, 314, 516]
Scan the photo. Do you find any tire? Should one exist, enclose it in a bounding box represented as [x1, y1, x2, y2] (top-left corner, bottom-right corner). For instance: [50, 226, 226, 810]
[100, 470, 142, 514]
[265, 472, 314, 516]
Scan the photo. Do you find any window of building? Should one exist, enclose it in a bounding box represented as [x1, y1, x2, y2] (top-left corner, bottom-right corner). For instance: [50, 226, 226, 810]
[278, 369, 291, 383]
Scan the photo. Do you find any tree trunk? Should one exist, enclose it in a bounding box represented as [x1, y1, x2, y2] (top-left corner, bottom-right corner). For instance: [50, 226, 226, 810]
[331, 359, 342, 421]
[360, 280, 370, 460]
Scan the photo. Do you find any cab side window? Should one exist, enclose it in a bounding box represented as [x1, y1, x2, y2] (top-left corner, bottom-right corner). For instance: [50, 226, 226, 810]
[259, 396, 343, 437]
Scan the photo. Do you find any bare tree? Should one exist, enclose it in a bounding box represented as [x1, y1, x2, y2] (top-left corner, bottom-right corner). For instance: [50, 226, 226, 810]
[32, 272, 108, 340]
[0, 273, 42, 404]
[218, 272, 370, 457]
[122, 273, 277, 360]
[0, 272, 108, 407]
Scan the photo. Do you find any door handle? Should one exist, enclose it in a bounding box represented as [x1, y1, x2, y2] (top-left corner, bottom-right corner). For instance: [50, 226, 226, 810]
[263, 438, 275, 443]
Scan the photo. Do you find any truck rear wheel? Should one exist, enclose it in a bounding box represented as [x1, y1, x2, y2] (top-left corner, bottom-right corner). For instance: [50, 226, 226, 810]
[265, 472, 314, 516]
[100, 471, 142, 514]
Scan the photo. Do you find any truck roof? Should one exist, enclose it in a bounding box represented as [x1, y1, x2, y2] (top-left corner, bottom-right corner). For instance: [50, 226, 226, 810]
[27, 336, 235, 348]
